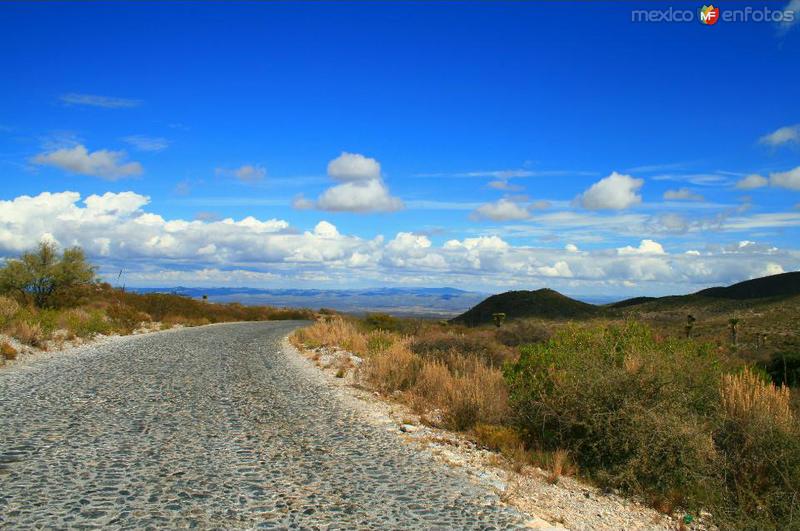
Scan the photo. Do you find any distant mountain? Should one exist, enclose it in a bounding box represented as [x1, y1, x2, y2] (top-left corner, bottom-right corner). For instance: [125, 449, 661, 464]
[128, 286, 486, 318]
[451, 288, 598, 326]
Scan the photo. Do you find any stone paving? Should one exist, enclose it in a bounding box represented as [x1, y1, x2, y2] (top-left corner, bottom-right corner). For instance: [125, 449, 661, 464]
[0, 321, 530, 529]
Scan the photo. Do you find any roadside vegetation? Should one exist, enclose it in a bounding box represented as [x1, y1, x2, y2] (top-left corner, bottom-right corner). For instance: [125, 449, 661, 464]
[292, 312, 800, 530]
[0, 242, 312, 359]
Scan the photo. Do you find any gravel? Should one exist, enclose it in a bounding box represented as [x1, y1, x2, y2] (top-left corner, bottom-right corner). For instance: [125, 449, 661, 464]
[0, 321, 532, 529]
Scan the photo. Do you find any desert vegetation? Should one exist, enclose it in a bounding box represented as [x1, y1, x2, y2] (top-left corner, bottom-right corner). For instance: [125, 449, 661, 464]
[0, 242, 312, 356]
[292, 312, 800, 530]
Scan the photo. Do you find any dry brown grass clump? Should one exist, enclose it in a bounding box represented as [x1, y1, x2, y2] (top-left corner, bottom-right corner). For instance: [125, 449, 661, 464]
[0, 296, 20, 326]
[10, 320, 44, 347]
[721, 368, 794, 431]
[293, 317, 368, 355]
[1, 341, 18, 360]
[362, 337, 419, 392]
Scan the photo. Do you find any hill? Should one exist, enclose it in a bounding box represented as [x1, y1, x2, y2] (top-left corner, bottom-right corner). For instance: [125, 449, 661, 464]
[451, 288, 598, 326]
[694, 271, 800, 300]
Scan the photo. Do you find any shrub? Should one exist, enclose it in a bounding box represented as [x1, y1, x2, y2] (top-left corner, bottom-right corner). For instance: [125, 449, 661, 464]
[406, 353, 510, 430]
[473, 423, 523, 454]
[443, 363, 509, 430]
[412, 360, 452, 409]
[410, 329, 513, 368]
[0, 296, 20, 328]
[362, 338, 421, 393]
[505, 322, 725, 509]
[0, 242, 95, 308]
[495, 320, 552, 347]
[715, 369, 800, 528]
[366, 330, 395, 356]
[294, 317, 366, 353]
[764, 351, 800, 387]
[106, 303, 151, 333]
[1, 341, 18, 360]
[10, 320, 44, 347]
[61, 308, 112, 338]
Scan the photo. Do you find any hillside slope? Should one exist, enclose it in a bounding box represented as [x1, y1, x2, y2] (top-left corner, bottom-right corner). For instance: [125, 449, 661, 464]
[695, 271, 800, 300]
[451, 289, 598, 326]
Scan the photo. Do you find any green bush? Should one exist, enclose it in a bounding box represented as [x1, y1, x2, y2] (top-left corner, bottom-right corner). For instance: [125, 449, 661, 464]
[764, 351, 800, 387]
[504, 322, 725, 510]
[504, 322, 800, 528]
[0, 242, 95, 308]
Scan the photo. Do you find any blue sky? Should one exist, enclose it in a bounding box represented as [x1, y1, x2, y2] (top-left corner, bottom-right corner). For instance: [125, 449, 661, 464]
[1, 1, 799, 296]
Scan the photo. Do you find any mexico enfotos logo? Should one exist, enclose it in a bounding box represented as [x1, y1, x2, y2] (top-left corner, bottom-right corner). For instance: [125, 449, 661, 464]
[632, 4, 796, 24]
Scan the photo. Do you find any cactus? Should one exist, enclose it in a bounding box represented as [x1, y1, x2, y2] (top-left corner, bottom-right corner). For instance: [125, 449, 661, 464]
[729, 317, 739, 346]
[492, 312, 506, 328]
[685, 314, 696, 338]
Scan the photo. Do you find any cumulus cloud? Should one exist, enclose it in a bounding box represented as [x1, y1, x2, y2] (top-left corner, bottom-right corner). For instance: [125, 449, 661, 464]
[471, 198, 530, 221]
[317, 179, 403, 212]
[327, 152, 381, 182]
[617, 239, 666, 255]
[663, 188, 704, 201]
[123, 135, 169, 152]
[60, 93, 141, 108]
[216, 164, 267, 183]
[760, 124, 800, 147]
[2, 191, 799, 293]
[736, 173, 768, 189]
[769, 166, 800, 190]
[577, 172, 643, 210]
[299, 152, 403, 213]
[32, 144, 143, 180]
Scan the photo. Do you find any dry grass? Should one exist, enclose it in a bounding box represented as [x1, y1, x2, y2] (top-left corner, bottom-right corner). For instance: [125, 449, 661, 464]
[1, 341, 18, 360]
[9, 320, 44, 347]
[721, 368, 794, 432]
[0, 296, 20, 325]
[361, 337, 420, 392]
[547, 449, 573, 484]
[294, 317, 369, 355]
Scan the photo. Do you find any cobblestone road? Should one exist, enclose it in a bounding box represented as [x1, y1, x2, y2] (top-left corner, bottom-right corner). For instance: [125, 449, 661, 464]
[0, 322, 528, 529]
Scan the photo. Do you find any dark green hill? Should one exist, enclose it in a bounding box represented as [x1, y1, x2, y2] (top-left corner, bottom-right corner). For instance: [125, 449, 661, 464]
[451, 288, 598, 326]
[694, 271, 800, 300]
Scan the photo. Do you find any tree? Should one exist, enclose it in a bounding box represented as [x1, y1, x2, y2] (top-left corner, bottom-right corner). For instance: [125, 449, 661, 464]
[0, 242, 96, 308]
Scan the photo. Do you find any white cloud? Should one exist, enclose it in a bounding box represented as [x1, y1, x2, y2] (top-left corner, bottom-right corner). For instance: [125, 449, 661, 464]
[617, 239, 666, 255]
[577, 172, 643, 210]
[471, 199, 530, 221]
[123, 135, 169, 152]
[663, 188, 704, 201]
[60, 93, 141, 108]
[317, 179, 403, 212]
[327, 152, 381, 182]
[2, 191, 799, 293]
[769, 166, 800, 190]
[300, 152, 403, 213]
[735, 173, 768, 189]
[32, 144, 143, 180]
[216, 164, 267, 183]
[760, 124, 800, 147]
